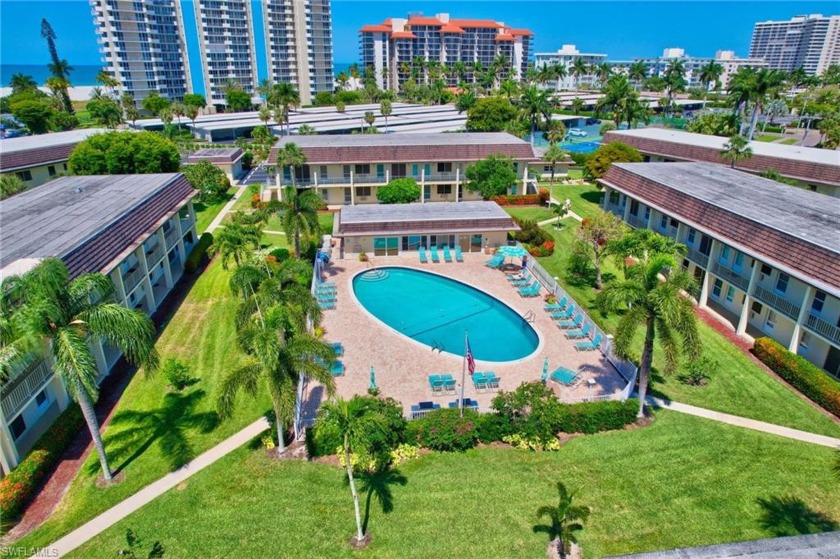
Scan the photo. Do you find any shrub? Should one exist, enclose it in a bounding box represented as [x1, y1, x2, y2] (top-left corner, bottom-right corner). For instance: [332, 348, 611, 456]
[512, 218, 553, 247]
[585, 142, 643, 179]
[503, 433, 561, 451]
[569, 152, 590, 168]
[162, 358, 196, 391]
[555, 399, 638, 434]
[492, 382, 564, 442]
[414, 408, 480, 451]
[185, 232, 213, 273]
[242, 151, 254, 170]
[538, 188, 550, 205]
[390, 443, 420, 466]
[492, 194, 542, 206]
[678, 355, 720, 386]
[377, 177, 421, 204]
[250, 193, 262, 208]
[754, 337, 840, 418]
[0, 405, 84, 519]
[269, 247, 291, 263]
[475, 412, 513, 443]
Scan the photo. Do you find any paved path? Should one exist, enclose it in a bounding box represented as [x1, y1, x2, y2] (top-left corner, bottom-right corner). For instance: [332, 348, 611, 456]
[205, 186, 248, 233]
[646, 397, 840, 449]
[48, 418, 270, 557]
[261, 230, 287, 235]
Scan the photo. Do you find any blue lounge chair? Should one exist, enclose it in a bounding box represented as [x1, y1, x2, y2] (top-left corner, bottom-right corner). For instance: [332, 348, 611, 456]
[319, 300, 335, 310]
[448, 398, 479, 410]
[551, 305, 577, 320]
[544, 296, 568, 311]
[484, 371, 500, 390]
[419, 247, 428, 263]
[320, 282, 336, 288]
[557, 313, 583, 329]
[564, 323, 592, 340]
[331, 361, 345, 376]
[411, 401, 441, 418]
[576, 332, 604, 351]
[455, 246, 464, 262]
[328, 342, 344, 356]
[428, 374, 445, 394]
[318, 293, 337, 303]
[550, 366, 578, 386]
[441, 374, 457, 393]
[484, 254, 504, 268]
[430, 245, 440, 263]
[508, 271, 531, 284]
[443, 245, 453, 262]
[518, 282, 541, 297]
[472, 372, 488, 391]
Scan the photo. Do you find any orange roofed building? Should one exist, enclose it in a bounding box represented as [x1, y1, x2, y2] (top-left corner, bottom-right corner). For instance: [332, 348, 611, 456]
[359, 12, 533, 92]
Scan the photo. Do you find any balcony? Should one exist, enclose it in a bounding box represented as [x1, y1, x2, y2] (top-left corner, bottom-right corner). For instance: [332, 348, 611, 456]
[1, 360, 53, 419]
[122, 265, 145, 294]
[426, 172, 459, 182]
[627, 214, 648, 230]
[805, 313, 840, 345]
[164, 227, 179, 249]
[145, 243, 165, 268]
[317, 176, 351, 185]
[354, 174, 386, 185]
[685, 247, 710, 269]
[752, 285, 801, 321]
[710, 262, 751, 292]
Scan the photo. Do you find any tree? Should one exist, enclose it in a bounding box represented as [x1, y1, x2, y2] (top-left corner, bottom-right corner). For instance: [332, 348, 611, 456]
[184, 104, 199, 129]
[0, 175, 28, 200]
[663, 59, 687, 105]
[9, 73, 37, 94]
[570, 98, 585, 114]
[597, 74, 636, 126]
[363, 111, 376, 132]
[142, 92, 170, 116]
[685, 111, 739, 136]
[628, 61, 648, 90]
[297, 124, 316, 135]
[597, 250, 701, 417]
[599, 122, 617, 136]
[576, 210, 627, 289]
[720, 135, 753, 168]
[380, 99, 392, 133]
[69, 131, 180, 174]
[744, 69, 786, 140]
[336, 100, 346, 113]
[465, 96, 518, 132]
[316, 396, 386, 544]
[208, 221, 261, 269]
[377, 177, 420, 204]
[698, 60, 724, 96]
[41, 19, 74, 114]
[571, 58, 590, 89]
[87, 97, 122, 128]
[644, 75, 667, 92]
[3, 259, 158, 480]
[535, 482, 590, 559]
[268, 83, 300, 135]
[278, 185, 322, 259]
[258, 105, 272, 125]
[10, 99, 53, 134]
[181, 160, 231, 203]
[465, 155, 518, 199]
[545, 120, 567, 146]
[585, 142, 643, 179]
[520, 86, 552, 145]
[225, 88, 252, 113]
[542, 145, 566, 185]
[182, 93, 206, 111]
[454, 91, 477, 114]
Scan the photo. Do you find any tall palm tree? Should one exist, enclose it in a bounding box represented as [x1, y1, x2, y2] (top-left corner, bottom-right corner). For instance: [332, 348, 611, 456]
[698, 60, 723, 97]
[278, 185, 321, 259]
[744, 68, 786, 140]
[41, 18, 74, 113]
[663, 59, 686, 105]
[95, 70, 120, 96]
[269, 83, 300, 135]
[184, 104, 199, 130]
[520, 86, 551, 146]
[256, 78, 273, 105]
[380, 99, 392, 133]
[597, 74, 635, 127]
[727, 66, 756, 133]
[9, 73, 37, 93]
[209, 221, 261, 269]
[628, 61, 648, 90]
[536, 482, 590, 559]
[597, 252, 701, 417]
[552, 62, 568, 89]
[3, 259, 158, 480]
[363, 111, 376, 132]
[571, 58, 589, 90]
[543, 144, 565, 185]
[258, 105, 272, 125]
[545, 119, 567, 146]
[317, 396, 386, 544]
[499, 79, 519, 100]
[720, 134, 753, 168]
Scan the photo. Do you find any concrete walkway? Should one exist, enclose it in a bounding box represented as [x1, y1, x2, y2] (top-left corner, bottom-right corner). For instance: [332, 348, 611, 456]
[205, 183, 250, 233]
[647, 397, 840, 449]
[48, 418, 269, 557]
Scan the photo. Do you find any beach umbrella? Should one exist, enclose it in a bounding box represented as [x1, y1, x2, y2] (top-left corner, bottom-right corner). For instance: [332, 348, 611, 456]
[541, 357, 549, 384]
[497, 245, 528, 258]
[369, 366, 377, 390]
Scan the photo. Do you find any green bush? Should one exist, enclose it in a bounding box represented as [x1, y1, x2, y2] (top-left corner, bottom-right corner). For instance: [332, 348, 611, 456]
[754, 337, 840, 418]
[0, 405, 84, 519]
[555, 399, 638, 434]
[307, 396, 407, 459]
[269, 247, 291, 263]
[475, 413, 513, 443]
[414, 408, 480, 451]
[334, 90, 362, 105]
[762, 124, 785, 133]
[512, 218, 553, 247]
[185, 232, 213, 273]
[377, 177, 421, 204]
[162, 358, 196, 391]
[242, 151, 254, 170]
[314, 91, 334, 106]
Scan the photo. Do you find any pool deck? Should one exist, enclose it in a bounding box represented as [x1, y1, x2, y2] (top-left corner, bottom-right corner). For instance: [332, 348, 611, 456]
[303, 252, 629, 419]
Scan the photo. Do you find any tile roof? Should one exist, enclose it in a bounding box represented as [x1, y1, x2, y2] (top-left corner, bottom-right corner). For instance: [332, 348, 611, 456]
[450, 19, 504, 29]
[391, 31, 417, 39]
[603, 129, 840, 187]
[360, 24, 391, 33]
[495, 34, 515, 42]
[267, 133, 539, 165]
[509, 29, 534, 36]
[600, 162, 840, 295]
[440, 24, 466, 33]
[0, 174, 196, 280]
[407, 16, 443, 25]
[186, 147, 243, 164]
[0, 128, 108, 171]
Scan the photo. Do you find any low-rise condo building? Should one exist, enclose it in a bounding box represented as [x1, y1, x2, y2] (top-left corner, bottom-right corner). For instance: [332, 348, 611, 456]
[534, 44, 607, 90]
[0, 128, 107, 189]
[0, 174, 198, 474]
[186, 147, 246, 183]
[264, 133, 540, 206]
[602, 128, 840, 197]
[599, 162, 840, 378]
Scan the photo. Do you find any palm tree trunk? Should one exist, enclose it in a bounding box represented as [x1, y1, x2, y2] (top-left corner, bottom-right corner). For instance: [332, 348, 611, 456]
[294, 232, 301, 259]
[345, 443, 365, 541]
[77, 388, 113, 480]
[594, 248, 603, 290]
[274, 403, 286, 453]
[637, 317, 655, 418]
[747, 104, 761, 141]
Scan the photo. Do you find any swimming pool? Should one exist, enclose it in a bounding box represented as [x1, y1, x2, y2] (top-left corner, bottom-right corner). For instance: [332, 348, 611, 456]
[352, 267, 539, 362]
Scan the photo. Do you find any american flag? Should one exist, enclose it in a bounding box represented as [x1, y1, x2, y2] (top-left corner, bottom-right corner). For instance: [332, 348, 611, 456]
[466, 338, 476, 376]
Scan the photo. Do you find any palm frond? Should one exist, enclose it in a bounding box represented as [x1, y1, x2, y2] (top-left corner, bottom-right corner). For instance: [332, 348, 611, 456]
[78, 303, 159, 372]
[69, 273, 115, 313]
[612, 306, 646, 360]
[655, 318, 680, 375]
[52, 325, 99, 402]
[217, 363, 263, 419]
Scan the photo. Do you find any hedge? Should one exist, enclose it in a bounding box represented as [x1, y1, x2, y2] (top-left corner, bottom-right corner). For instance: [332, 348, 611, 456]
[555, 399, 638, 434]
[407, 408, 480, 452]
[753, 337, 840, 418]
[185, 232, 213, 273]
[0, 405, 85, 519]
[492, 188, 550, 206]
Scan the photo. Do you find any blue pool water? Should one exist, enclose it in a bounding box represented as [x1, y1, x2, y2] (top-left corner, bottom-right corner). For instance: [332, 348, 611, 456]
[562, 141, 602, 153]
[353, 268, 539, 362]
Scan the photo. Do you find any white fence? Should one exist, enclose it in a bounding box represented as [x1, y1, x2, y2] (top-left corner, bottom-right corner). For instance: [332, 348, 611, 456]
[292, 256, 325, 441]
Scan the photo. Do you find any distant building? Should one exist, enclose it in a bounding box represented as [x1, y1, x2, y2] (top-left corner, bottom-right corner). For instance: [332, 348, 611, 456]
[714, 50, 768, 89]
[534, 45, 607, 90]
[90, 0, 334, 108]
[0, 128, 107, 189]
[359, 13, 533, 92]
[186, 147, 246, 183]
[0, 174, 198, 473]
[749, 14, 840, 75]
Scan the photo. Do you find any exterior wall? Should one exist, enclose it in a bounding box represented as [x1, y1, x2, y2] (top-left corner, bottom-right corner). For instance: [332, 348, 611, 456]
[750, 15, 840, 75]
[3, 161, 69, 188]
[340, 230, 509, 257]
[534, 47, 607, 90]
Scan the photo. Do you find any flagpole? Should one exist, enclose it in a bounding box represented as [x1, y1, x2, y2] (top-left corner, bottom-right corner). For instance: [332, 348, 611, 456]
[460, 330, 467, 418]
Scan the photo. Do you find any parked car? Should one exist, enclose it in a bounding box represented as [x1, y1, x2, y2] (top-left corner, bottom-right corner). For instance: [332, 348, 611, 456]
[568, 128, 588, 137]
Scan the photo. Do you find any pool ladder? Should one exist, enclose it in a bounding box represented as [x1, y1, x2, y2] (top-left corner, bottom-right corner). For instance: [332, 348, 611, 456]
[522, 310, 535, 323]
[431, 341, 445, 353]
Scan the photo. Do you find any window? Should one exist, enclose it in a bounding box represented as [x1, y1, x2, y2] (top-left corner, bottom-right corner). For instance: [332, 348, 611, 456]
[760, 264, 772, 282]
[343, 165, 351, 179]
[629, 200, 639, 217]
[354, 164, 370, 175]
[659, 215, 668, 230]
[35, 389, 48, 407]
[811, 290, 826, 314]
[799, 332, 811, 354]
[765, 310, 777, 332]
[733, 252, 744, 272]
[423, 185, 431, 200]
[610, 191, 621, 206]
[16, 170, 33, 181]
[775, 273, 789, 294]
[319, 165, 328, 179]
[10, 415, 26, 439]
[687, 228, 696, 245]
[644, 207, 651, 221]
[712, 278, 723, 298]
[719, 246, 730, 265]
[48, 165, 56, 176]
[669, 218, 678, 228]
[750, 301, 763, 321]
[390, 163, 406, 178]
[725, 286, 735, 305]
[437, 184, 452, 195]
[437, 162, 452, 173]
[355, 186, 371, 197]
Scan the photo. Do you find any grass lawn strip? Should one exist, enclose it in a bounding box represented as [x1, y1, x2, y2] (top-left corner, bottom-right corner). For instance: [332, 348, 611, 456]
[65, 411, 840, 558]
[192, 187, 236, 234]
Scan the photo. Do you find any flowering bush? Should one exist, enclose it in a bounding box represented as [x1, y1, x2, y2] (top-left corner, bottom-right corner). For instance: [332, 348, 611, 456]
[491, 194, 542, 206]
[250, 193, 262, 208]
[526, 240, 556, 258]
[754, 337, 840, 418]
[502, 433, 561, 451]
[413, 408, 479, 451]
[0, 406, 84, 519]
[261, 434, 276, 450]
[390, 443, 420, 466]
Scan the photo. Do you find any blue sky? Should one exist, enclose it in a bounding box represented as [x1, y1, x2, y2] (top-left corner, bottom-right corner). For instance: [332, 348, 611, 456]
[1, 0, 837, 65]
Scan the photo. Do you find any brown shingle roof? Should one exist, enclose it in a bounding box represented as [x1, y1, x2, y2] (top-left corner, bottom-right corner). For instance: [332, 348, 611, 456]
[600, 163, 840, 294]
[0, 144, 75, 172]
[0, 129, 108, 171]
[187, 148, 243, 164]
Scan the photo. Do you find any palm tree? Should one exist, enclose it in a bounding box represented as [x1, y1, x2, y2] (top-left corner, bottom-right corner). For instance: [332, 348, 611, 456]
[570, 98, 585, 114]
[9, 73, 37, 93]
[499, 79, 519, 100]
[258, 106, 272, 125]
[597, 252, 701, 417]
[628, 61, 648, 90]
[256, 78, 273, 105]
[535, 482, 590, 559]
[571, 58, 589, 90]
[277, 140, 307, 186]
[349, 63, 360, 81]
[317, 396, 386, 544]
[727, 66, 755, 133]
[269, 83, 300, 135]
[208, 221, 261, 269]
[278, 185, 321, 259]
[520, 86, 551, 146]
[543, 145, 565, 185]
[95, 70, 120, 96]
[698, 60, 723, 97]
[623, 96, 651, 129]
[454, 91, 476, 114]
[545, 119, 567, 146]
[184, 104, 199, 130]
[663, 59, 686, 106]
[380, 99, 392, 133]
[363, 111, 376, 132]
[3, 259, 159, 480]
[744, 68, 786, 140]
[597, 74, 634, 127]
[720, 134, 753, 168]
[171, 102, 185, 128]
[0, 175, 28, 200]
[552, 63, 568, 89]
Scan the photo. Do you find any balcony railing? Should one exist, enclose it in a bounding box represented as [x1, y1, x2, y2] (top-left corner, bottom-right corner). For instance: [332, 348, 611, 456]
[710, 262, 751, 292]
[805, 313, 840, 345]
[145, 243, 164, 268]
[685, 247, 710, 269]
[123, 265, 145, 294]
[354, 174, 386, 184]
[1, 360, 53, 419]
[752, 285, 801, 321]
[317, 176, 351, 185]
[164, 227, 179, 249]
[627, 214, 648, 230]
[425, 172, 459, 182]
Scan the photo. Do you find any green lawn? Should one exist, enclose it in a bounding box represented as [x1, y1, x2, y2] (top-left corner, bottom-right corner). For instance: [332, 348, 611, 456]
[779, 138, 798, 145]
[537, 221, 840, 437]
[319, 211, 337, 234]
[550, 183, 604, 220]
[755, 134, 782, 142]
[260, 232, 288, 249]
[230, 184, 258, 213]
[17, 259, 270, 550]
[193, 188, 236, 234]
[504, 206, 555, 223]
[66, 411, 840, 558]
